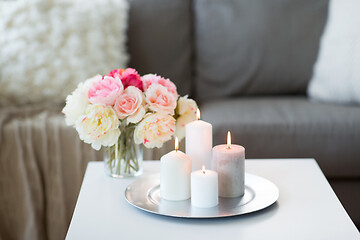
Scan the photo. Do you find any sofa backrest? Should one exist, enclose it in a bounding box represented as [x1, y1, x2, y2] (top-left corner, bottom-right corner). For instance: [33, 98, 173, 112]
[126, 0, 329, 102]
[127, 0, 193, 97]
[194, 0, 329, 102]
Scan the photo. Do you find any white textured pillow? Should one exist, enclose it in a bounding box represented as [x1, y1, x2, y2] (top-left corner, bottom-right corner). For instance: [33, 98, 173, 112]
[0, 0, 129, 106]
[307, 0, 360, 104]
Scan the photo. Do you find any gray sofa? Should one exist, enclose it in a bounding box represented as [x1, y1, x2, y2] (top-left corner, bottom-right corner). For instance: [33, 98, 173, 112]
[1, 0, 359, 239]
[131, 0, 360, 228]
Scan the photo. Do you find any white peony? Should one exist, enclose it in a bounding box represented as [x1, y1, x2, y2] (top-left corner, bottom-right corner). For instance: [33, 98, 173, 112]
[62, 74, 102, 126]
[175, 111, 197, 141]
[177, 95, 197, 115]
[174, 95, 198, 141]
[134, 113, 176, 149]
[75, 104, 120, 150]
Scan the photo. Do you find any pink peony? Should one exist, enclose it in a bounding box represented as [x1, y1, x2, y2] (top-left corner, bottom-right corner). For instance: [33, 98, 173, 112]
[114, 86, 145, 124]
[107, 68, 143, 91]
[88, 76, 123, 105]
[107, 69, 123, 79]
[141, 74, 178, 98]
[145, 84, 177, 115]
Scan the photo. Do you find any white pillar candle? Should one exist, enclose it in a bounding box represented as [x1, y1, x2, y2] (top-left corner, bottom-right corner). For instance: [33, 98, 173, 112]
[160, 138, 192, 201]
[212, 131, 245, 198]
[186, 109, 213, 171]
[191, 166, 218, 208]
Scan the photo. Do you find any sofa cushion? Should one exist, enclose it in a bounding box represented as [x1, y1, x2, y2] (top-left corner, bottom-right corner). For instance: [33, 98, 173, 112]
[201, 97, 360, 178]
[194, 0, 328, 102]
[127, 0, 193, 96]
[308, 0, 360, 105]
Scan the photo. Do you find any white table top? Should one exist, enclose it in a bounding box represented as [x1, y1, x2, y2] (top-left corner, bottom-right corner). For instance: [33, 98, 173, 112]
[66, 159, 360, 240]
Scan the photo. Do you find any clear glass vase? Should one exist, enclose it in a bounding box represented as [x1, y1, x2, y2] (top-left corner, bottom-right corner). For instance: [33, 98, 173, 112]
[104, 124, 143, 178]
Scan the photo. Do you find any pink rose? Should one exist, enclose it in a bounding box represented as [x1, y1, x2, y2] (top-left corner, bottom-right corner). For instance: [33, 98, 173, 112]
[142, 74, 178, 98]
[114, 86, 145, 124]
[145, 84, 177, 115]
[107, 68, 143, 91]
[88, 76, 123, 105]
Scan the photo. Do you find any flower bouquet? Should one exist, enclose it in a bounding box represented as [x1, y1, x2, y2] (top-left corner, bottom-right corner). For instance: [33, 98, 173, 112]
[63, 68, 197, 177]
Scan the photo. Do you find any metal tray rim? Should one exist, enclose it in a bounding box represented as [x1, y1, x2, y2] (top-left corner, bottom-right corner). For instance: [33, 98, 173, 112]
[125, 173, 279, 219]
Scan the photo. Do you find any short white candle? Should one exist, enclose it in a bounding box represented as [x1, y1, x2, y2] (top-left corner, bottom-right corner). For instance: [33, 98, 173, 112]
[186, 109, 213, 171]
[213, 131, 245, 198]
[160, 138, 192, 201]
[191, 166, 218, 208]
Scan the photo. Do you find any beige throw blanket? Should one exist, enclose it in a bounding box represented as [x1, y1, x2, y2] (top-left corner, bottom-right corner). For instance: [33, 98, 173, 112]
[0, 104, 102, 240]
[0, 104, 172, 240]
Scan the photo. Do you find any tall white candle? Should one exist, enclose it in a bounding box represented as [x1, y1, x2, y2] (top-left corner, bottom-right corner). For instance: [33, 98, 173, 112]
[191, 166, 218, 208]
[186, 109, 213, 171]
[160, 138, 192, 201]
[212, 131, 245, 198]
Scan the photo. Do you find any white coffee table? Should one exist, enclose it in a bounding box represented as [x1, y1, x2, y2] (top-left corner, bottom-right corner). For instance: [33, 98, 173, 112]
[66, 159, 360, 240]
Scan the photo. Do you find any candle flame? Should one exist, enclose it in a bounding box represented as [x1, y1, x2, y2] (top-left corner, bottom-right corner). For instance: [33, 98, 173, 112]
[196, 108, 200, 120]
[175, 137, 179, 151]
[227, 131, 231, 149]
[202, 165, 205, 174]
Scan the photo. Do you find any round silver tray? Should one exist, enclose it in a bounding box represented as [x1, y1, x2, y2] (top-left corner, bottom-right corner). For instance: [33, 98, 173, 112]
[125, 173, 279, 218]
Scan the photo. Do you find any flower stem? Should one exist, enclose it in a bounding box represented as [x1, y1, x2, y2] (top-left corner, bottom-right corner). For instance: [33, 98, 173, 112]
[104, 123, 142, 177]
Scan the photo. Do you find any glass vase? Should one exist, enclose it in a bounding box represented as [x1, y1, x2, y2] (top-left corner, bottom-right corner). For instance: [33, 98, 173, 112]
[104, 124, 143, 178]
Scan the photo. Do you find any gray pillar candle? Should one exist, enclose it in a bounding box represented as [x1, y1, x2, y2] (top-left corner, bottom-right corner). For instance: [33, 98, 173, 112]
[212, 132, 245, 198]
